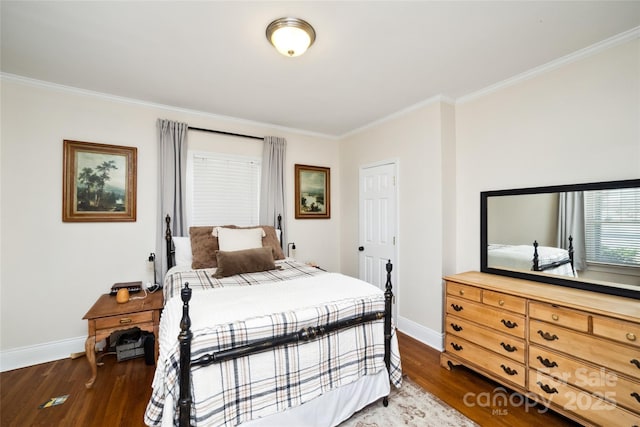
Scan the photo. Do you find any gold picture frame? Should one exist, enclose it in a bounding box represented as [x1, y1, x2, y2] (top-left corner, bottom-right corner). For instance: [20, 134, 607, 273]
[294, 164, 330, 219]
[62, 140, 137, 222]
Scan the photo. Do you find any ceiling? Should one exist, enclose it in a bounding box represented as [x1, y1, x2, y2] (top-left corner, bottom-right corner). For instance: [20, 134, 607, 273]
[2, 1, 639, 138]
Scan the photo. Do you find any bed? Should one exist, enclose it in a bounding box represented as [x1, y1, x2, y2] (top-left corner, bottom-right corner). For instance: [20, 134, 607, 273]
[144, 215, 402, 427]
[487, 236, 575, 277]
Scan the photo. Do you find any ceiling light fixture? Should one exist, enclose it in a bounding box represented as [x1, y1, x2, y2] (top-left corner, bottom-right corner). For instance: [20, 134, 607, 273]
[266, 17, 316, 57]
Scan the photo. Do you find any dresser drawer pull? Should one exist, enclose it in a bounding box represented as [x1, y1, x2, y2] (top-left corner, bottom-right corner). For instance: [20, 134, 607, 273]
[451, 304, 463, 312]
[498, 299, 505, 306]
[631, 392, 640, 403]
[627, 332, 637, 342]
[501, 319, 518, 329]
[551, 314, 559, 321]
[450, 323, 463, 332]
[536, 381, 558, 395]
[450, 342, 463, 351]
[536, 355, 558, 368]
[537, 330, 559, 341]
[631, 359, 640, 370]
[459, 289, 464, 296]
[500, 342, 517, 352]
[119, 318, 132, 324]
[500, 364, 518, 376]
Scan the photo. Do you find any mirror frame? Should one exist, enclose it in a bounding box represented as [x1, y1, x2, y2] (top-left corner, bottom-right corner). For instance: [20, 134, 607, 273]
[480, 178, 640, 300]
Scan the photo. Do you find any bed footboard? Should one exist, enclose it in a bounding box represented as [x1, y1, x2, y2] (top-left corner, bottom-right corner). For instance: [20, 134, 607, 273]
[177, 261, 395, 427]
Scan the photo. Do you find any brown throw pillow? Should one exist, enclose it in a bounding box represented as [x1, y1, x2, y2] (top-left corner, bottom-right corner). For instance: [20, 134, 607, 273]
[189, 226, 218, 269]
[213, 247, 276, 278]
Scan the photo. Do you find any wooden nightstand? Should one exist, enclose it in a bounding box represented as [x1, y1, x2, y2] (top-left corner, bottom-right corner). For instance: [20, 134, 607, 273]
[83, 290, 163, 388]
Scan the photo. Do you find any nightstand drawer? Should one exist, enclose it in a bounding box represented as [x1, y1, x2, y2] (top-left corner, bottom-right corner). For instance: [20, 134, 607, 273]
[95, 311, 153, 330]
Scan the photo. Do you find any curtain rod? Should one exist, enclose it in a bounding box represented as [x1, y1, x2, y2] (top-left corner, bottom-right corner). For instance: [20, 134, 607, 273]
[188, 126, 264, 141]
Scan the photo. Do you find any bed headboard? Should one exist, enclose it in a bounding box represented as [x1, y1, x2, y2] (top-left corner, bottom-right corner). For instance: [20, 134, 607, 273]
[164, 214, 284, 270]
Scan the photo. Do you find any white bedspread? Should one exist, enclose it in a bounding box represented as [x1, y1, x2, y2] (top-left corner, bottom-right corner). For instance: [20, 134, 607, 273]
[145, 272, 402, 427]
[488, 244, 576, 277]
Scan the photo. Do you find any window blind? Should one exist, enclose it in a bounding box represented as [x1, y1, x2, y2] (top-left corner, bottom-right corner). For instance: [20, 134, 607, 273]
[584, 188, 640, 267]
[189, 152, 261, 226]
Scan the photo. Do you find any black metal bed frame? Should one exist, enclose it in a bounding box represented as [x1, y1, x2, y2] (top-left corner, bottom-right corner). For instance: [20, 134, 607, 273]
[163, 215, 394, 427]
[532, 235, 575, 274]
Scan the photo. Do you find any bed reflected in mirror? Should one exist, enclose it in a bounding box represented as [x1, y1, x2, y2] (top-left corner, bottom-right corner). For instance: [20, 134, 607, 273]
[481, 179, 640, 299]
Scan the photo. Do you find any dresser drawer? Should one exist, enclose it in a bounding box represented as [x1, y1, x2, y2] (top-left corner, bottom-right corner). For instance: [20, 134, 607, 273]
[593, 316, 640, 349]
[529, 345, 640, 414]
[447, 296, 525, 338]
[530, 319, 640, 380]
[94, 311, 153, 330]
[530, 370, 640, 427]
[446, 281, 482, 302]
[446, 314, 526, 363]
[483, 290, 526, 314]
[529, 302, 589, 333]
[445, 335, 525, 388]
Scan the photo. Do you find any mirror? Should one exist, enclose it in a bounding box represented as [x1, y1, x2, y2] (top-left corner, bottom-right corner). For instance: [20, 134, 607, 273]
[481, 179, 640, 299]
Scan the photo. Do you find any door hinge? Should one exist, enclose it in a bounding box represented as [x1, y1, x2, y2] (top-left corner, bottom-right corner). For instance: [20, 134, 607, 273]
[393, 236, 396, 245]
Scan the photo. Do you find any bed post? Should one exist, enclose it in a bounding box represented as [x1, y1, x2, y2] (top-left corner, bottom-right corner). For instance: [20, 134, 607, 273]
[568, 235, 575, 274]
[179, 283, 193, 427]
[532, 240, 540, 271]
[277, 214, 283, 249]
[166, 214, 175, 269]
[383, 260, 393, 407]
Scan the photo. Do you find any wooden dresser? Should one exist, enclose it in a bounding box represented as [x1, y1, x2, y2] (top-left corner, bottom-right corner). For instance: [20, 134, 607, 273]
[441, 271, 640, 426]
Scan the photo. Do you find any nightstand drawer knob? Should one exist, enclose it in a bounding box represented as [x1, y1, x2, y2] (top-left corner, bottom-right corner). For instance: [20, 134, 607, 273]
[459, 289, 464, 296]
[627, 332, 636, 342]
[119, 318, 132, 324]
[551, 314, 559, 321]
[498, 300, 505, 306]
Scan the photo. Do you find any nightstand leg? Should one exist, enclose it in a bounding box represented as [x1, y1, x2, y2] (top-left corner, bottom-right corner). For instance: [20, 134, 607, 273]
[85, 336, 97, 388]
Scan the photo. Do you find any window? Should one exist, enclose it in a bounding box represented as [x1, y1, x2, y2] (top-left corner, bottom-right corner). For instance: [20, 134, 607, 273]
[188, 151, 261, 226]
[584, 188, 640, 267]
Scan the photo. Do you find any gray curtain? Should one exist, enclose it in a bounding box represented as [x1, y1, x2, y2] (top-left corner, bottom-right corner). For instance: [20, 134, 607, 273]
[259, 136, 287, 246]
[156, 119, 188, 278]
[557, 191, 586, 271]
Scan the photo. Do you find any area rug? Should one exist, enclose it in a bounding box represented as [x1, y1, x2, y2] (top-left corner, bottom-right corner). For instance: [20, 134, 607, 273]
[339, 377, 479, 427]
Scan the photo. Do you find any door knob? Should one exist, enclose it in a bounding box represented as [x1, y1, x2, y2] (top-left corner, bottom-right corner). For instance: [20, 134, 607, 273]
[358, 246, 364, 251]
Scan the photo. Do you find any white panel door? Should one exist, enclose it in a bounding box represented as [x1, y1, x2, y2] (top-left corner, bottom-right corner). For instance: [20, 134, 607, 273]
[359, 162, 397, 301]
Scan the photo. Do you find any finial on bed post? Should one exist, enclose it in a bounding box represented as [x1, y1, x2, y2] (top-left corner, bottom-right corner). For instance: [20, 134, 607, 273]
[179, 283, 193, 427]
[383, 260, 393, 407]
[277, 214, 283, 249]
[568, 235, 575, 274]
[532, 240, 540, 271]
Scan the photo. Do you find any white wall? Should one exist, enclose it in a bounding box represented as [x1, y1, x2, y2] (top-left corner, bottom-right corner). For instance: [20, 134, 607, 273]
[340, 100, 454, 348]
[455, 38, 640, 274]
[0, 77, 339, 370]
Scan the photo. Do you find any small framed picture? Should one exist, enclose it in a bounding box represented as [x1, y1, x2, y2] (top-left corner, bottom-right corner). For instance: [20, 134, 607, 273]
[295, 164, 330, 219]
[62, 140, 137, 222]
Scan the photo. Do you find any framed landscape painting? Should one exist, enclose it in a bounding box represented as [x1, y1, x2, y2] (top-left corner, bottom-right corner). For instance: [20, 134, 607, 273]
[295, 164, 330, 219]
[62, 140, 137, 222]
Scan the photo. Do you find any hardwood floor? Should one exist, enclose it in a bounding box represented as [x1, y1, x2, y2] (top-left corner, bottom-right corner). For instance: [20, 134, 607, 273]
[1, 332, 579, 426]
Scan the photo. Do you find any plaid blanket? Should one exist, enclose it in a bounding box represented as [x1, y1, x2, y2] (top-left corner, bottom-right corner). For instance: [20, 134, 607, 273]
[163, 259, 326, 300]
[145, 272, 402, 427]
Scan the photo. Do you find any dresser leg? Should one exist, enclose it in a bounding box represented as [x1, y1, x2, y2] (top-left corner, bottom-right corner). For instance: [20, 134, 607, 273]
[85, 336, 97, 389]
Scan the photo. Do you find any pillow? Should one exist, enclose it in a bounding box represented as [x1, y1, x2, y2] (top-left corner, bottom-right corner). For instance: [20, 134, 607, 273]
[216, 227, 264, 252]
[172, 237, 192, 267]
[189, 226, 221, 269]
[213, 247, 276, 278]
[234, 225, 286, 260]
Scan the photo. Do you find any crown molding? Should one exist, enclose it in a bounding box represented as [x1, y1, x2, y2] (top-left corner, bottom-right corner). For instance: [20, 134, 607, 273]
[457, 25, 640, 105]
[0, 72, 338, 141]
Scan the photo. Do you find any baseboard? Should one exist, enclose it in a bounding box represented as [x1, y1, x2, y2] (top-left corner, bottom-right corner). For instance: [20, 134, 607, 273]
[0, 336, 86, 372]
[397, 316, 444, 351]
